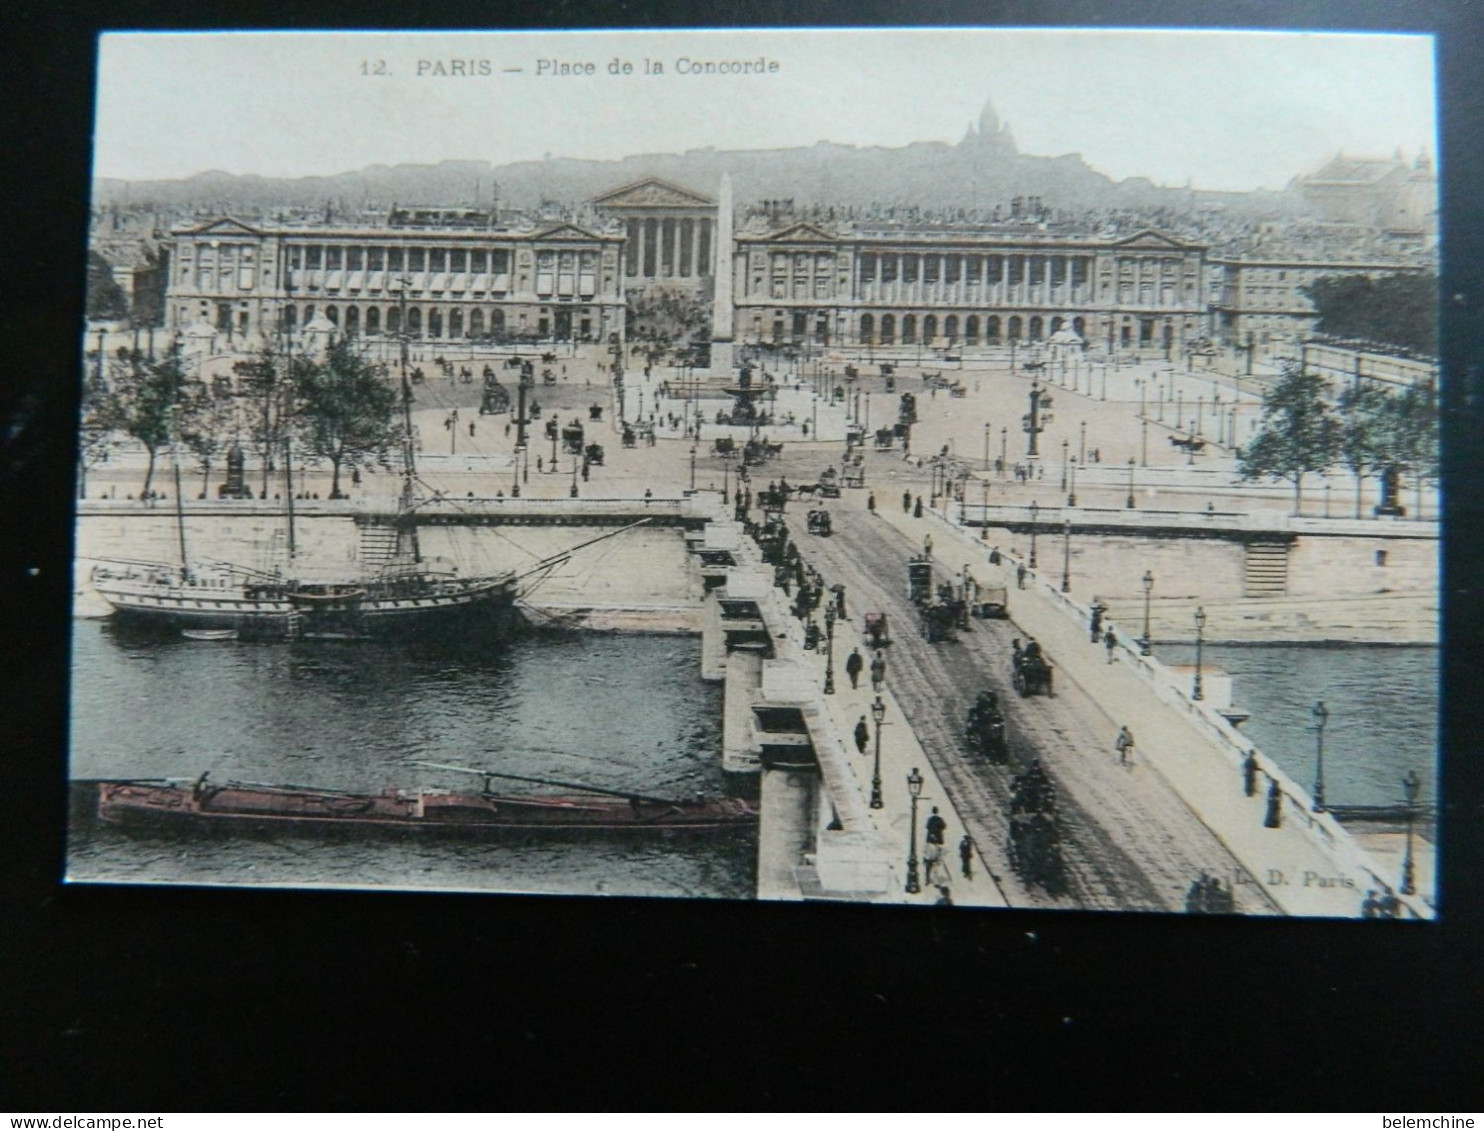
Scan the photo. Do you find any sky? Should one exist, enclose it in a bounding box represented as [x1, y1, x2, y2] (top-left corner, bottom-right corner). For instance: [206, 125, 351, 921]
[94, 29, 1438, 193]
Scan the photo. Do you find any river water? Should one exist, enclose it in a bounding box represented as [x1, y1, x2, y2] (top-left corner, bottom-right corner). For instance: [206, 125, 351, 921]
[67, 620, 755, 899]
[1156, 642, 1439, 808]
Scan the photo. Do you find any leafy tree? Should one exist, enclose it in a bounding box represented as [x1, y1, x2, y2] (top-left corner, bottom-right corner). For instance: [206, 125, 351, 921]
[85, 251, 129, 322]
[1238, 361, 1341, 515]
[1381, 381, 1440, 518]
[233, 344, 293, 498]
[1302, 273, 1438, 355]
[104, 346, 186, 498]
[293, 338, 399, 499]
[1336, 380, 1393, 518]
[178, 377, 238, 498]
[77, 361, 118, 499]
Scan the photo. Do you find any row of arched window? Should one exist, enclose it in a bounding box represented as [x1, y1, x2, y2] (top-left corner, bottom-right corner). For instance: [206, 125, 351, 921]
[281, 304, 511, 339]
[855, 313, 1086, 345]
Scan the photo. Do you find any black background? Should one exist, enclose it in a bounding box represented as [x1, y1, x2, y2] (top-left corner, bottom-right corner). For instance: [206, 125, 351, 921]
[4, 0, 1481, 1111]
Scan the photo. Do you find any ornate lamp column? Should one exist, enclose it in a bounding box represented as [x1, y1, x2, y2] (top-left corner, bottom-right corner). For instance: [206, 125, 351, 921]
[1311, 701, 1329, 813]
[1127, 456, 1137, 509]
[1061, 517, 1072, 593]
[905, 766, 924, 894]
[823, 602, 837, 695]
[1140, 570, 1154, 657]
[1401, 770, 1421, 895]
[869, 695, 886, 810]
[1193, 605, 1207, 701]
[1028, 500, 1040, 570]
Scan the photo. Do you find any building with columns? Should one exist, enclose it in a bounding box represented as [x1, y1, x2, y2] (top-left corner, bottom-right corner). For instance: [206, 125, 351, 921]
[587, 177, 717, 297]
[164, 209, 627, 346]
[1208, 255, 1432, 352]
[730, 221, 1210, 354]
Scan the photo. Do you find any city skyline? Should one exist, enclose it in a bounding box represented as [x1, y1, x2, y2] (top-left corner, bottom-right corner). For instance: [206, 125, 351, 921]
[94, 29, 1436, 193]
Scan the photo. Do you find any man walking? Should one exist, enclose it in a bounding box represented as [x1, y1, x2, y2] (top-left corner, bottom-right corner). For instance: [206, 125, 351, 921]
[959, 834, 975, 879]
[925, 806, 947, 847]
[1115, 725, 1135, 767]
[854, 716, 870, 756]
[845, 647, 864, 690]
[870, 650, 886, 693]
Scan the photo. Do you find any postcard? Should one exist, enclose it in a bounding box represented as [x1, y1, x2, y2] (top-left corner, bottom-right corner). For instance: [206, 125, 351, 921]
[72, 28, 1438, 917]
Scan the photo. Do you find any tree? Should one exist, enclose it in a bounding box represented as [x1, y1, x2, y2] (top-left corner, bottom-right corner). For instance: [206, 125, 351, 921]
[1336, 380, 1392, 518]
[233, 344, 292, 498]
[77, 360, 119, 499]
[178, 377, 238, 499]
[104, 346, 186, 498]
[1238, 361, 1341, 515]
[1302, 273, 1438, 356]
[85, 251, 129, 322]
[1381, 381, 1440, 519]
[293, 338, 400, 499]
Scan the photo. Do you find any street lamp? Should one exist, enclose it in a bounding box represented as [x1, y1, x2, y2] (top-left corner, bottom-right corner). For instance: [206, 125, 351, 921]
[1137, 377, 1145, 417]
[983, 421, 992, 471]
[823, 602, 837, 695]
[1000, 427, 1008, 473]
[1079, 420, 1087, 464]
[1310, 700, 1329, 813]
[1067, 457, 1078, 507]
[1192, 605, 1207, 701]
[981, 474, 990, 540]
[1400, 770, 1421, 895]
[1028, 500, 1040, 569]
[1140, 570, 1154, 656]
[1126, 456, 1136, 509]
[1141, 418, 1149, 467]
[689, 444, 697, 491]
[869, 695, 886, 810]
[905, 765, 924, 894]
[1061, 517, 1072, 593]
[1061, 438, 1069, 492]
[721, 449, 732, 503]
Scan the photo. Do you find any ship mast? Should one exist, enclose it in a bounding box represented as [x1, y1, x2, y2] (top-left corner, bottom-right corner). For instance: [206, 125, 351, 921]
[280, 254, 297, 561]
[168, 334, 189, 578]
[394, 272, 421, 563]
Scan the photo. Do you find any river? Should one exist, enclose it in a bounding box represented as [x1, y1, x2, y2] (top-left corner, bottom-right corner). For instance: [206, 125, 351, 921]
[67, 620, 755, 899]
[1156, 642, 1439, 808]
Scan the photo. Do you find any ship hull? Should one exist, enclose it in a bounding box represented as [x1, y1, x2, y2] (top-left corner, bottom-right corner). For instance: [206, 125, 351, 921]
[86, 780, 757, 833]
[93, 571, 519, 640]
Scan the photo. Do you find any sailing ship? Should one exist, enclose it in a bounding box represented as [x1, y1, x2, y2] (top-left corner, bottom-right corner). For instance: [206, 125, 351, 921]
[90, 323, 534, 640]
[83, 763, 757, 834]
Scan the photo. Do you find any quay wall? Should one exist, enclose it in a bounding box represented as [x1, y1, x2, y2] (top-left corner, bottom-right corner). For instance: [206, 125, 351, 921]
[958, 510, 1437, 643]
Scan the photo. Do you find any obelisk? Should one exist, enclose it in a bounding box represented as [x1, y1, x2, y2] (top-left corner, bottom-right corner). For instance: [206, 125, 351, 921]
[708, 173, 735, 377]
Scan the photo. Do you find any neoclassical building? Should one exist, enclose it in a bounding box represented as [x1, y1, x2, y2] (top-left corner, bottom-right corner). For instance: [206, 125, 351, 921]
[587, 177, 717, 296]
[731, 222, 1210, 353]
[164, 208, 627, 345]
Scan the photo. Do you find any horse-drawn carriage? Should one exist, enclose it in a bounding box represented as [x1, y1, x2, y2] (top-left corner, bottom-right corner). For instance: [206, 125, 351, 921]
[560, 421, 586, 455]
[1170, 435, 1207, 454]
[712, 437, 735, 457]
[864, 612, 890, 650]
[965, 690, 1008, 764]
[1012, 639, 1054, 697]
[907, 556, 933, 604]
[873, 427, 896, 450]
[1008, 760, 1065, 892]
[622, 427, 637, 449]
[817, 467, 841, 498]
[806, 509, 832, 537]
[584, 443, 604, 467]
[479, 376, 511, 415]
[841, 453, 865, 489]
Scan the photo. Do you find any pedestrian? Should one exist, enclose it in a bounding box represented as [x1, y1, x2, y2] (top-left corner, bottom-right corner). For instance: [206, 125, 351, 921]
[854, 716, 870, 756]
[988, 546, 1001, 565]
[925, 806, 947, 846]
[867, 492, 876, 513]
[923, 534, 933, 560]
[913, 496, 924, 518]
[959, 834, 975, 879]
[934, 885, 954, 906]
[1115, 725, 1135, 766]
[1089, 600, 1105, 643]
[1103, 625, 1117, 663]
[469, 419, 476, 437]
[845, 647, 864, 690]
[1016, 563, 1027, 589]
[870, 650, 886, 693]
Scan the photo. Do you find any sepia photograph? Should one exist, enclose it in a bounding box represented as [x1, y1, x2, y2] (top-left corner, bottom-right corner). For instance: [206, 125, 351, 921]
[70, 27, 1440, 918]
